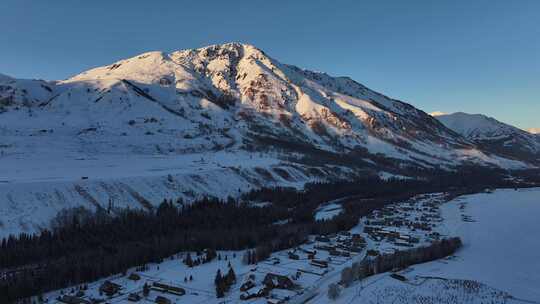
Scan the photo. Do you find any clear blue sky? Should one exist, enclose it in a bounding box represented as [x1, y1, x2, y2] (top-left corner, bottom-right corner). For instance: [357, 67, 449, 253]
[1, 1, 538, 129]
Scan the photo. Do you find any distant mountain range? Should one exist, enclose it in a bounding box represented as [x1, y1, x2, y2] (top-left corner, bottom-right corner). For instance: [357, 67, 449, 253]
[433, 112, 540, 164]
[0, 43, 536, 236]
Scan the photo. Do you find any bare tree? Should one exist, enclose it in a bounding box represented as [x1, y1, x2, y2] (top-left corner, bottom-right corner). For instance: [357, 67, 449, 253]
[328, 283, 341, 300]
[341, 267, 354, 287]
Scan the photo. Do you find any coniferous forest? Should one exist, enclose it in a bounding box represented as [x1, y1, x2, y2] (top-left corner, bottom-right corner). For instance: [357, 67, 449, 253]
[0, 166, 536, 303]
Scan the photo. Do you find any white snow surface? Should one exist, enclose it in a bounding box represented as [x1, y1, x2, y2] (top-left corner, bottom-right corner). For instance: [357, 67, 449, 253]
[411, 188, 540, 301]
[314, 202, 343, 221]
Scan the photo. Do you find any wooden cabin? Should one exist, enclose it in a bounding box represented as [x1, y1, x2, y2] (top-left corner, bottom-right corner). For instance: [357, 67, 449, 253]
[263, 273, 294, 290]
[99, 280, 121, 296]
[151, 282, 186, 296]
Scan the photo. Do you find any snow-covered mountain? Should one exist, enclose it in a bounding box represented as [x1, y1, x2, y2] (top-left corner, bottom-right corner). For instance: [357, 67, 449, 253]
[1, 43, 517, 165]
[434, 112, 540, 164]
[528, 128, 540, 135]
[0, 43, 529, 237]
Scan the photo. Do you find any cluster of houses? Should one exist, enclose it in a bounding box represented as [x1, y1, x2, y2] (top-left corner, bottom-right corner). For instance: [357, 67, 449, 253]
[56, 275, 187, 304]
[363, 197, 446, 248]
[236, 232, 368, 303]
[312, 232, 366, 259]
[364, 226, 420, 247]
[56, 280, 123, 304]
[239, 272, 296, 303]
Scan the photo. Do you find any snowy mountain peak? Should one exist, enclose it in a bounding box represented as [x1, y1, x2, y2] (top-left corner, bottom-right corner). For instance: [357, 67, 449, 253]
[0, 43, 531, 171]
[435, 112, 507, 138]
[435, 112, 540, 163]
[0, 72, 14, 82]
[528, 128, 540, 135]
[429, 111, 447, 117]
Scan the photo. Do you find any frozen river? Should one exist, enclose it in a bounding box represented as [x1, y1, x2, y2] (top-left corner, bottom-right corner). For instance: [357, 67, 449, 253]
[413, 188, 540, 301]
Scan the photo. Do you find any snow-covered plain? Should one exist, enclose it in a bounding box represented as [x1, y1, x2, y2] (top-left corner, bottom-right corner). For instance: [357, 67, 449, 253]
[411, 188, 540, 301]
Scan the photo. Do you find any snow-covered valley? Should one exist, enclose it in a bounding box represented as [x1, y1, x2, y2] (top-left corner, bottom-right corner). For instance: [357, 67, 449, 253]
[412, 188, 540, 301]
[35, 188, 540, 304]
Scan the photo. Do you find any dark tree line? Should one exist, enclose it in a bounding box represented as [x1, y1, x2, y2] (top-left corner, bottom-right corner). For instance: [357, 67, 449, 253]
[338, 237, 462, 291]
[0, 167, 534, 303]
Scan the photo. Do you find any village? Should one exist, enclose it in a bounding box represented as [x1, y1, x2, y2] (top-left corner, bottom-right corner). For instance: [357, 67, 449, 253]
[361, 193, 447, 255]
[46, 193, 450, 304]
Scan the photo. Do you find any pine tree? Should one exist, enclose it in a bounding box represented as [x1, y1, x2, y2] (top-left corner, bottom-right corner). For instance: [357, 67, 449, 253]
[328, 283, 340, 300]
[225, 267, 236, 285]
[143, 283, 150, 297]
[214, 269, 222, 286]
[184, 253, 193, 267]
[215, 269, 224, 298]
[242, 251, 250, 265]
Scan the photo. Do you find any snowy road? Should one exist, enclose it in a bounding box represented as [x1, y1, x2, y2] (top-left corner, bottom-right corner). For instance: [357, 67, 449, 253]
[290, 248, 368, 304]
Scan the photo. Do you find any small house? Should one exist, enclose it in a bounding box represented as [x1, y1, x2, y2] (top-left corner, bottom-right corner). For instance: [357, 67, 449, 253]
[151, 282, 186, 296]
[155, 295, 171, 304]
[240, 285, 269, 300]
[310, 259, 328, 268]
[315, 236, 330, 243]
[57, 295, 91, 304]
[128, 293, 142, 302]
[300, 248, 316, 255]
[329, 249, 340, 256]
[240, 280, 256, 292]
[287, 252, 299, 260]
[263, 273, 294, 290]
[99, 280, 121, 296]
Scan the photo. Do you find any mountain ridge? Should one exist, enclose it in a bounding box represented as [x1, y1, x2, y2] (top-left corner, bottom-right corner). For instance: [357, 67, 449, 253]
[1, 43, 483, 159]
[0, 42, 532, 236]
[434, 112, 540, 164]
